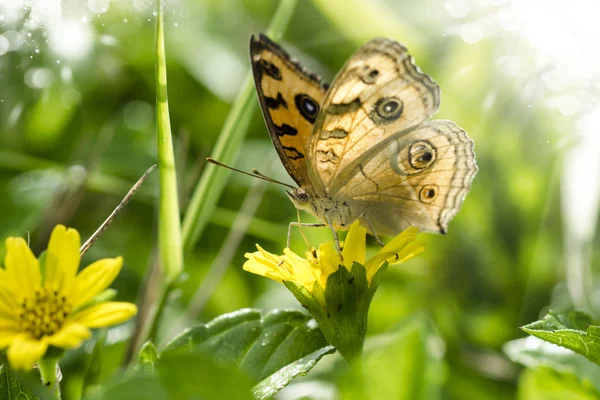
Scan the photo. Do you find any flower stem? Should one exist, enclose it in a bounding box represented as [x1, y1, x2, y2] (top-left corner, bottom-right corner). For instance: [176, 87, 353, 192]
[38, 357, 61, 400]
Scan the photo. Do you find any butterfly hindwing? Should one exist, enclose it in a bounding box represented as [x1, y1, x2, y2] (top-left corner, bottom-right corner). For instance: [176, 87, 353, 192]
[339, 120, 477, 234]
[308, 38, 441, 193]
[250, 34, 329, 187]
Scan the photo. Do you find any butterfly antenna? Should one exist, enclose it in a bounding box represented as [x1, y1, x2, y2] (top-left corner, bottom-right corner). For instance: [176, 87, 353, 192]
[251, 168, 271, 179]
[206, 158, 295, 189]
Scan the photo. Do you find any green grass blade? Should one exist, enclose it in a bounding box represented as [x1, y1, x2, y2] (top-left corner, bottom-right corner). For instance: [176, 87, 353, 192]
[156, 0, 183, 282]
[181, 0, 299, 251]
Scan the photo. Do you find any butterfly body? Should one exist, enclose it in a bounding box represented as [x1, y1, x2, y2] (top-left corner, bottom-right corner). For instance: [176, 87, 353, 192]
[287, 188, 357, 231]
[251, 34, 477, 239]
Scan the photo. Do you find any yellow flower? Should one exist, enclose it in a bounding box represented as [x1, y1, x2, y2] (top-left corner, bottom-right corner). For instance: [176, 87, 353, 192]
[244, 220, 424, 293]
[0, 225, 137, 370]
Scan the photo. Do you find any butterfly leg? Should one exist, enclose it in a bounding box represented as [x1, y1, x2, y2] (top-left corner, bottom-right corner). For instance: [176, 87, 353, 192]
[325, 215, 343, 258]
[360, 213, 385, 247]
[287, 222, 325, 249]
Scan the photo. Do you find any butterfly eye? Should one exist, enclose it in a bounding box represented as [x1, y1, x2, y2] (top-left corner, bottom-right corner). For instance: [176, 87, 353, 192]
[419, 185, 439, 203]
[370, 97, 403, 125]
[259, 59, 282, 80]
[409, 140, 437, 170]
[295, 94, 319, 123]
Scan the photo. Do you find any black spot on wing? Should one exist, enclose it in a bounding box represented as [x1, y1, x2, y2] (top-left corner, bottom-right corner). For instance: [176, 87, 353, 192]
[282, 146, 304, 160]
[359, 65, 379, 84]
[369, 97, 403, 125]
[316, 149, 339, 164]
[274, 123, 298, 137]
[320, 128, 348, 139]
[294, 93, 319, 123]
[258, 59, 282, 80]
[250, 34, 330, 91]
[264, 93, 288, 110]
[327, 98, 362, 115]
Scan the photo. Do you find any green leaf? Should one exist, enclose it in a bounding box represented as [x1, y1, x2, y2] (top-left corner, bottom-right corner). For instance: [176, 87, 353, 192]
[137, 341, 158, 375]
[522, 310, 600, 366]
[85, 345, 257, 400]
[517, 367, 600, 400]
[0, 364, 38, 400]
[252, 346, 335, 400]
[155, 0, 183, 283]
[161, 308, 329, 382]
[504, 336, 600, 392]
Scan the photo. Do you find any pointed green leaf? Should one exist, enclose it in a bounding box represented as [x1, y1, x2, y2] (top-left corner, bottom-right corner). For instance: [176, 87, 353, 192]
[136, 341, 158, 375]
[252, 346, 335, 400]
[161, 308, 329, 382]
[522, 310, 600, 366]
[155, 0, 183, 283]
[0, 364, 38, 400]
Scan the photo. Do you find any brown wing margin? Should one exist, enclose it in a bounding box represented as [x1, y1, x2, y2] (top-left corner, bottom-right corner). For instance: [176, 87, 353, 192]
[250, 34, 329, 187]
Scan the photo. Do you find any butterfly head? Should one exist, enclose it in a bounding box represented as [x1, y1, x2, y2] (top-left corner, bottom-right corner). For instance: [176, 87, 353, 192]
[286, 187, 310, 209]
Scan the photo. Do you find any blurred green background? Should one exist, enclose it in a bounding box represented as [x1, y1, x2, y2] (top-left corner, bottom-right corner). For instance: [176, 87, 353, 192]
[1, 0, 599, 399]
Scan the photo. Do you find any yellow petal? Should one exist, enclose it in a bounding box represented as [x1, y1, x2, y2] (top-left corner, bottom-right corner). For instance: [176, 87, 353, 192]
[282, 248, 319, 289]
[4, 237, 40, 297]
[0, 268, 18, 302]
[378, 226, 418, 255]
[44, 225, 81, 294]
[342, 220, 366, 269]
[243, 246, 286, 283]
[47, 323, 91, 348]
[0, 278, 19, 319]
[317, 241, 340, 284]
[392, 242, 426, 264]
[0, 317, 19, 330]
[0, 330, 18, 349]
[7, 334, 48, 370]
[72, 302, 137, 328]
[364, 251, 397, 282]
[69, 257, 123, 309]
[243, 256, 285, 283]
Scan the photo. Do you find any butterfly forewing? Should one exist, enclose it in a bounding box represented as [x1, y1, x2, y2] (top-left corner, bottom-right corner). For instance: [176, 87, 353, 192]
[250, 34, 329, 188]
[308, 38, 441, 193]
[339, 120, 477, 234]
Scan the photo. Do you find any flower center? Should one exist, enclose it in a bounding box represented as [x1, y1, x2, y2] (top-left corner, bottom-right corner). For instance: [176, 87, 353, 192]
[19, 288, 72, 339]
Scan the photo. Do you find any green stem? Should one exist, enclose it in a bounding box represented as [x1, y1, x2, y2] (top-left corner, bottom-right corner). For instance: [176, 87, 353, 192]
[38, 357, 61, 400]
[147, 281, 171, 343]
[156, 0, 183, 283]
[181, 0, 299, 251]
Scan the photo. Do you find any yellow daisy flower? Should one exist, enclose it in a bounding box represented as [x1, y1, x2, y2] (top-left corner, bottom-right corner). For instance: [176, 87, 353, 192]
[244, 220, 424, 293]
[243, 220, 424, 363]
[0, 225, 137, 370]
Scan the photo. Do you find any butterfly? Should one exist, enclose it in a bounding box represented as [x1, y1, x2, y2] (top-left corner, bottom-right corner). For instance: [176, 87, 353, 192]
[249, 34, 477, 249]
